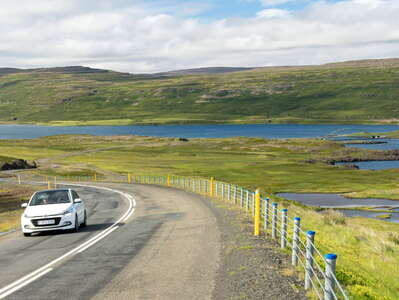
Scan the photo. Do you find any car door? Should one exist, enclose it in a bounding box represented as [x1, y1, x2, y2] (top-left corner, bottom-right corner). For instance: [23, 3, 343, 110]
[72, 190, 84, 222]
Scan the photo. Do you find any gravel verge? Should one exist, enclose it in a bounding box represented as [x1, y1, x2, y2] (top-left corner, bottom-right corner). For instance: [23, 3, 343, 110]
[200, 196, 307, 300]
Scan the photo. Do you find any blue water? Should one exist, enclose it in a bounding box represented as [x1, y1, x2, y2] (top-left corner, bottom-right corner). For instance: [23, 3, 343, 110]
[338, 209, 399, 223]
[345, 138, 399, 150]
[277, 193, 399, 208]
[2, 124, 399, 140]
[337, 160, 399, 170]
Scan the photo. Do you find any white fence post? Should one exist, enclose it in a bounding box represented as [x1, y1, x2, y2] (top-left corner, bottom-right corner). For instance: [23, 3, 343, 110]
[233, 185, 237, 204]
[305, 230, 316, 290]
[264, 198, 269, 231]
[281, 208, 288, 248]
[324, 254, 337, 300]
[292, 217, 301, 266]
[272, 202, 278, 239]
[246, 190, 249, 215]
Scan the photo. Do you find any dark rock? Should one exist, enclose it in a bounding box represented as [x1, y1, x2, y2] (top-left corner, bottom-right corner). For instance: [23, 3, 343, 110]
[61, 97, 73, 104]
[344, 164, 359, 169]
[305, 159, 317, 164]
[0, 159, 37, 171]
[179, 138, 189, 142]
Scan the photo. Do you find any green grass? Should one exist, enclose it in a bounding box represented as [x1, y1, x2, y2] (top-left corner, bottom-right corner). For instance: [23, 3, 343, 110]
[1, 59, 399, 125]
[1, 134, 399, 299]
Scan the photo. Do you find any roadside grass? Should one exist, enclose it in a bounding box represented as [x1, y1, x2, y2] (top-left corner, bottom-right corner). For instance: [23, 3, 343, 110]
[0, 184, 41, 232]
[1, 135, 399, 298]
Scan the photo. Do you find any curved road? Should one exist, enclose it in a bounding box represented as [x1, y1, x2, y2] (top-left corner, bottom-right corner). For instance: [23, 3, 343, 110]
[0, 183, 220, 300]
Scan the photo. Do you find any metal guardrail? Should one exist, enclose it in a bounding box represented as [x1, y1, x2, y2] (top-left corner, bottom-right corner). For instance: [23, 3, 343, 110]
[15, 173, 349, 299]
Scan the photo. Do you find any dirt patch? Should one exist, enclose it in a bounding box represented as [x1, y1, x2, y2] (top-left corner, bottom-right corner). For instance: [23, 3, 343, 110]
[200, 197, 307, 300]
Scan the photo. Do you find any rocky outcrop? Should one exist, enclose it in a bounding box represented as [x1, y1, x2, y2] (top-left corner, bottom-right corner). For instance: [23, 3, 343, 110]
[0, 159, 37, 171]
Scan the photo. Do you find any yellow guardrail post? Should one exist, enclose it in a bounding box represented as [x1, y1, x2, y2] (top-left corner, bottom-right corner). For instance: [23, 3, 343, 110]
[210, 177, 214, 197]
[54, 176, 57, 188]
[254, 189, 261, 236]
[17, 175, 21, 185]
[127, 173, 131, 184]
[167, 175, 171, 187]
[94, 173, 97, 182]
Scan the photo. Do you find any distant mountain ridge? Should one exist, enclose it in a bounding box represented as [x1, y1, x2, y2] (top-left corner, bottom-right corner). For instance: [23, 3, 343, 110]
[155, 67, 256, 76]
[2, 58, 399, 77]
[0, 66, 109, 75]
[0, 66, 256, 77]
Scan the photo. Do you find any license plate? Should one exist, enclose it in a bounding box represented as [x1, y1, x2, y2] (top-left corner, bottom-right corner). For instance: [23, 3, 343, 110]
[38, 219, 55, 225]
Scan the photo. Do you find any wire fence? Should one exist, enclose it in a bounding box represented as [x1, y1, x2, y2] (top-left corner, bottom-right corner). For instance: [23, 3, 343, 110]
[15, 172, 349, 300]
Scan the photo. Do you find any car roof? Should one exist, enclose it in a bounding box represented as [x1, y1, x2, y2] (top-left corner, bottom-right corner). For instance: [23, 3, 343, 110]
[35, 188, 72, 193]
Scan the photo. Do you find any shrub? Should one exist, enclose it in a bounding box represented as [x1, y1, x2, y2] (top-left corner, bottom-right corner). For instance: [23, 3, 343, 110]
[323, 209, 346, 225]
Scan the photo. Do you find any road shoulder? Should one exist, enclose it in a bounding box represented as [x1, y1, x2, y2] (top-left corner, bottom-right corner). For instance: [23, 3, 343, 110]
[200, 196, 307, 300]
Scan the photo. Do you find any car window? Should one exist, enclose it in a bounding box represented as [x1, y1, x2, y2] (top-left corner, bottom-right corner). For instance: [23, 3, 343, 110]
[30, 190, 71, 206]
[72, 191, 80, 200]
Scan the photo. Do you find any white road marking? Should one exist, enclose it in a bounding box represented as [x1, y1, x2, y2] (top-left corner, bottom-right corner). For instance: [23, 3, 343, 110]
[77, 226, 119, 253]
[0, 268, 53, 300]
[0, 182, 137, 298]
[123, 208, 135, 222]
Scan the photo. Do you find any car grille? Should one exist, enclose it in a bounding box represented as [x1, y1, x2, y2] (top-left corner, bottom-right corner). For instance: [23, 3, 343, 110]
[32, 217, 62, 227]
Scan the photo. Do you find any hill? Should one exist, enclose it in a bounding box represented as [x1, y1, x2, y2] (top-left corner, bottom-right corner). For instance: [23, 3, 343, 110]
[0, 58, 398, 125]
[156, 67, 256, 76]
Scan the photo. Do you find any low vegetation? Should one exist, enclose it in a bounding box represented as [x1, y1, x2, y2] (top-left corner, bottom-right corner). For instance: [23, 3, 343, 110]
[0, 59, 399, 125]
[0, 183, 41, 232]
[1, 134, 398, 299]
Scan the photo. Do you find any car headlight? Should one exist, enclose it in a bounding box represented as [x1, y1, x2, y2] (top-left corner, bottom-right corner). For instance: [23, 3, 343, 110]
[23, 213, 33, 218]
[63, 207, 74, 216]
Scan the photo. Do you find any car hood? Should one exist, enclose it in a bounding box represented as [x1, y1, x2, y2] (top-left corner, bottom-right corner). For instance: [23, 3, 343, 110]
[24, 203, 72, 217]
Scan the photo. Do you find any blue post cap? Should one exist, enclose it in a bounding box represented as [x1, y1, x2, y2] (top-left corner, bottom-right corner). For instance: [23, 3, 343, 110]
[307, 230, 316, 236]
[325, 253, 337, 260]
[282, 208, 288, 212]
[294, 217, 301, 221]
[272, 202, 278, 206]
[265, 197, 270, 201]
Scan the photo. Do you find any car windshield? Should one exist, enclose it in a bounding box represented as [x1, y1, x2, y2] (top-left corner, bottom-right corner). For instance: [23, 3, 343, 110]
[30, 190, 71, 206]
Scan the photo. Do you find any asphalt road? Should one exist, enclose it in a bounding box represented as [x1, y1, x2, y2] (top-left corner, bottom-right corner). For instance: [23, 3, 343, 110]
[0, 183, 220, 300]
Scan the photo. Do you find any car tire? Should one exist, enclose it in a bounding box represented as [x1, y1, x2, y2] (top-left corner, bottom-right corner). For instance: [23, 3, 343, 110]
[81, 211, 87, 227]
[73, 214, 79, 232]
[23, 233, 31, 237]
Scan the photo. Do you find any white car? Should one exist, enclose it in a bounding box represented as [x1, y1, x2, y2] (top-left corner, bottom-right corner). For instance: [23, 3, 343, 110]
[21, 189, 87, 236]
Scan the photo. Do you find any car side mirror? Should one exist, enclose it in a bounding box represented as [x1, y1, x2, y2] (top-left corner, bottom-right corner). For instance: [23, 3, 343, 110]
[74, 198, 82, 203]
[21, 203, 28, 208]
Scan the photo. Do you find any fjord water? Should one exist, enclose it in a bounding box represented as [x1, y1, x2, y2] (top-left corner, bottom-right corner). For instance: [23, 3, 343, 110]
[2, 123, 399, 139]
[277, 193, 399, 208]
[278, 193, 399, 223]
[336, 160, 399, 170]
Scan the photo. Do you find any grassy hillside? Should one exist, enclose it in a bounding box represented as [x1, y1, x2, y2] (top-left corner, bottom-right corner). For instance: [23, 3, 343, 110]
[1, 59, 399, 125]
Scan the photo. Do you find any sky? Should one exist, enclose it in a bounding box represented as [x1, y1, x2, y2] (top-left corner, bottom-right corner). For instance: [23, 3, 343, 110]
[0, 0, 398, 73]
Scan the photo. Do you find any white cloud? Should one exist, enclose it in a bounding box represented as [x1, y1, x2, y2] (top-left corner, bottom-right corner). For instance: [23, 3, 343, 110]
[260, 0, 296, 6]
[0, 0, 398, 73]
[256, 8, 291, 18]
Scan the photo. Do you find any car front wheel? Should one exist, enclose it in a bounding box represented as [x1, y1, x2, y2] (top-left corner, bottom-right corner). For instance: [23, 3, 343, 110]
[81, 211, 87, 227]
[23, 233, 31, 237]
[72, 214, 79, 232]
